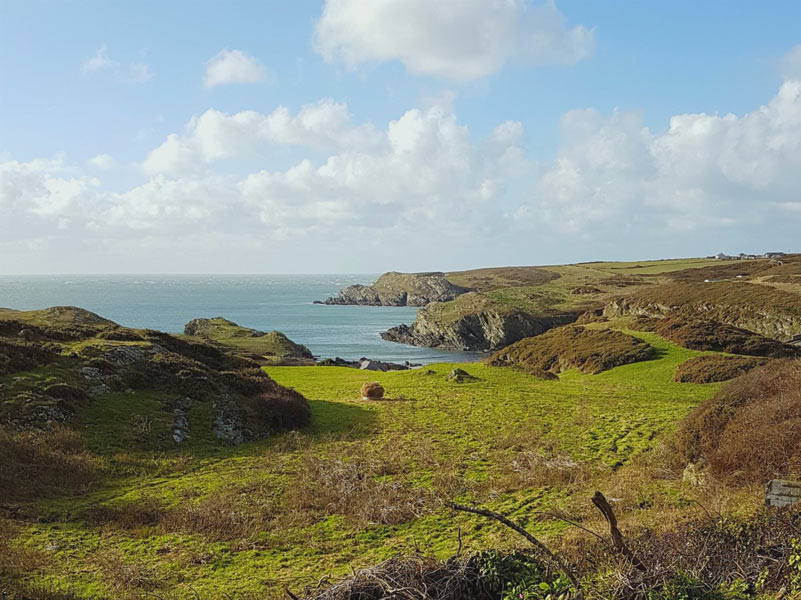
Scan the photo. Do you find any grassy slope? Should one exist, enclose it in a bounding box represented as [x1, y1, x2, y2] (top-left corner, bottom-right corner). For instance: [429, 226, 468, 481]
[10, 329, 719, 598]
[182, 317, 311, 358]
[432, 258, 722, 324]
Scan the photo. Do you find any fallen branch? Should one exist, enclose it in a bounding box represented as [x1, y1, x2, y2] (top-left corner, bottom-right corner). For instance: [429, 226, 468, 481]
[447, 502, 582, 596]
[591, 491, 647, 572]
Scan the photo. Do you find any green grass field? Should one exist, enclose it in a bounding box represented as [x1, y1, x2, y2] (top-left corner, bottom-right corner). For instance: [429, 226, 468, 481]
[5, 328, 722, 599]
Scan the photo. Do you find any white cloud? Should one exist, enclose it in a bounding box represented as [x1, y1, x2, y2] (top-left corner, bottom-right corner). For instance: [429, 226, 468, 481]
[313, 0, 593, 81]
[5, 80, 801, 272]
[518, 79, 801, 239]
[143, 100, 382, 176]
[203, 49, 268, 88]
[87, 154, 114, 169]
[81, 45, 117, 73]
[80, 46, 153, 83]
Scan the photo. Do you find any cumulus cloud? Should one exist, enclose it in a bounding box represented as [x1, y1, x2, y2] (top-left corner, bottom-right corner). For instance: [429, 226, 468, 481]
[519, 79, 801, 240]
[313, 0, 593, 81]
[5, 80, 801, 272]
[239, 104, 522, 234]
[81, 45, 153, 83]
[142, 99, 382, 176]
[203, 49, 268, 88]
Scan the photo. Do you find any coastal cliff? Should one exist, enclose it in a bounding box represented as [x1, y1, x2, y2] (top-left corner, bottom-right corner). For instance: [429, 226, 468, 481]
[381, 292, 578, 351]
[320, 271, 469, 306]
[603, 281, 801, 341]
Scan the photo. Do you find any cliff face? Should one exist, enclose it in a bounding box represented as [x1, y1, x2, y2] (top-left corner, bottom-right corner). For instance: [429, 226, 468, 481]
[603, 282, 801, 341]
[322, 272, 470, 306]
[381, 293, 578, 351]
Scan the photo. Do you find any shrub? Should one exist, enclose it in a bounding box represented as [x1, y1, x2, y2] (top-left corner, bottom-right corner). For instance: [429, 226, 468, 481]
[672, 355, 770, 383]
[674, 359, 801, 483]
[487, 326, 654, 375]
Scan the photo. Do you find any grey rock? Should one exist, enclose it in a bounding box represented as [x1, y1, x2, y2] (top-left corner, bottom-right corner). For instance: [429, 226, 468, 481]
[321, 272, 469, 307]
[382, 302, 578, 352]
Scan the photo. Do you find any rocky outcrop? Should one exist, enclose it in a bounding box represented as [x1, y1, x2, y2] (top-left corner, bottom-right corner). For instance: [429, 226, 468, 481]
[0, 308, 311, 441]
[184, 317, 313, 359]
[381, 293, 578, 351]
[603, 282, 801, 341]
[320, 272, 470, 307]
[316, 356, 420, 371]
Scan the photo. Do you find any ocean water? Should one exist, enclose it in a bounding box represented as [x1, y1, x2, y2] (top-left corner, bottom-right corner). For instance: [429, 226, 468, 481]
[0, 275, 479, 364]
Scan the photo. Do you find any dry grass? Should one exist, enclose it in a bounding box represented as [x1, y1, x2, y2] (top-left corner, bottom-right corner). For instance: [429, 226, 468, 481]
[486, 325, 654, 375]
[285, 456, 432, 526]
[0, 426, 103, 502]
[676, 358, 801, 483]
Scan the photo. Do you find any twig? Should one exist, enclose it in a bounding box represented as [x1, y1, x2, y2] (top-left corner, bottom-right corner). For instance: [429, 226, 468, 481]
[533, 511, 611, 547]
[285, 587, 301, 600]
[590, 491, 647, 572]
[447, 501, 582, 595]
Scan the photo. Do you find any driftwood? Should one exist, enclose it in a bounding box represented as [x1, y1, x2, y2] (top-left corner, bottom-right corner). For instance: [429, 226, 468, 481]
[447, 502, 583, 596]
[591, 491, 647, 572]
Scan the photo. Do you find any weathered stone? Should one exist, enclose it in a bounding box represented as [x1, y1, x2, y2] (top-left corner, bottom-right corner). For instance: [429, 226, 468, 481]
[765, 479, 801, 508]
[322, 272, 469, 306]
[446, 368, 476, 383]
[360, 381, 384, 400]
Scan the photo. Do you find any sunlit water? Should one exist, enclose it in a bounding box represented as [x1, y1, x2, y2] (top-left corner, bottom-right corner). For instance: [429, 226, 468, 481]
[0, 275, 480, 364]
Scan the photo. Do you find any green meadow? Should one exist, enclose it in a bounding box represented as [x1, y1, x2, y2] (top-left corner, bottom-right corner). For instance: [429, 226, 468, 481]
[8, 329, 722, 599]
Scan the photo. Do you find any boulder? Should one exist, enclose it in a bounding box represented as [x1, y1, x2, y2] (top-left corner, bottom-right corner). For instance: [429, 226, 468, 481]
[360, 381, 385, 400]
[446, 368, 477, 383]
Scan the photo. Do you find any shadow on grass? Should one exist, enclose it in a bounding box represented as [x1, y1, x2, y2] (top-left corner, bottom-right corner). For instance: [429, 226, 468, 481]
[308, 398, 378, 439]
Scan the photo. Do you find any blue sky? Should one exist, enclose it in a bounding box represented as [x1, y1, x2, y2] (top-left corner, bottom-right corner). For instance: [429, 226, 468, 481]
[2, 0, 801, 273]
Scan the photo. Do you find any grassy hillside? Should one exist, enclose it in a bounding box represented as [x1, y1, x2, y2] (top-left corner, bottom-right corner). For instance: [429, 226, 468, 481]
[2, 325, 722, 598]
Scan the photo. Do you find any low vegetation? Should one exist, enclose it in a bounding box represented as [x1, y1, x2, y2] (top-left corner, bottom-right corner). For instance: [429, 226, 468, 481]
[672, 354, 770, 383]
[676, 358, 801, 484]
[633, 315, 800, 357]
[183, 316, 313, 361]
[486, 325, 654, 375]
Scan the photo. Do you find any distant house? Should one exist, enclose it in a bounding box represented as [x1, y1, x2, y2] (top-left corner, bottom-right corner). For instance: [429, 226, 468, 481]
[764, 252, 787, 259]
[715, 253, 733, 260]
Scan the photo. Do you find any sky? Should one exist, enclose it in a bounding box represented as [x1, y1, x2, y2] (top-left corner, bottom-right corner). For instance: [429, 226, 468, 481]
[2, 0, 801, 274]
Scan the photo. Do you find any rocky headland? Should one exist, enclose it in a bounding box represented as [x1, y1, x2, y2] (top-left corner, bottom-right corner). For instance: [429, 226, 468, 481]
[381, 292, 579, 351]
[183, 316, 313, 361]
[319, 271, 470, 306]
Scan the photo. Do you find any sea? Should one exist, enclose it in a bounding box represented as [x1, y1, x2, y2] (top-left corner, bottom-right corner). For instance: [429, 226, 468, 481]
[0, 275, 479, 364]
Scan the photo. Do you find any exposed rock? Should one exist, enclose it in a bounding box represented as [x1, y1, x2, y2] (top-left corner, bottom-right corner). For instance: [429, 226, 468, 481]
[446, 368, 477, 383]
[360, 381, 385, 400]
[0, 308, 311, 441]
[316, 356, 419, 371]
[212, 392, 244, 444]
[321, 272, 470, 306]
[381, 293, 578, 351]
[604, 282, 801, 341]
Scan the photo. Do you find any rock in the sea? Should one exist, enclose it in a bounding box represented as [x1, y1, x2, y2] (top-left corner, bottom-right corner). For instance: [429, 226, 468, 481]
[446, 368, 477, 383]
[321, 272, 469, 306]
[360, 381, 385, 400]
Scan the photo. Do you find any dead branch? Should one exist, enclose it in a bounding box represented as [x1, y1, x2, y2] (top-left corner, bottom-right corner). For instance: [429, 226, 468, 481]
[447, 501, 582, 595]
[591, 491, 647, 572]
